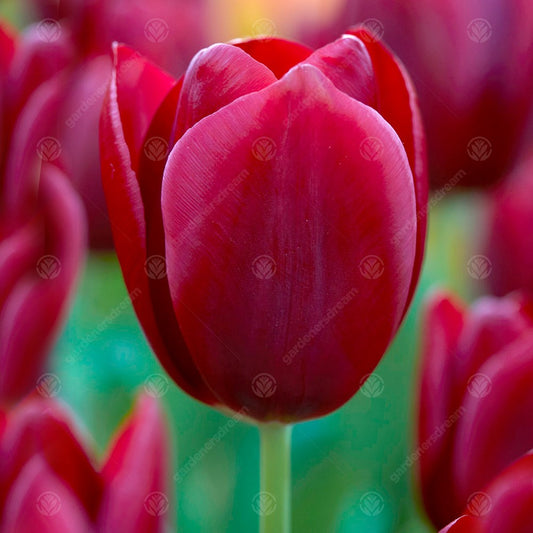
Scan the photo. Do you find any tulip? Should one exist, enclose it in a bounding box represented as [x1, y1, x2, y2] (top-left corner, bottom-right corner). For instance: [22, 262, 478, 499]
[13, 0, 209, 247]
[417, 290, 533, 528]
[486, 153, 533, 296]
[0, 22, 85, 403]
[101, 29, 427, 532]
[439, 452, 533, 533]
[314, 0, 533, 189]
[100, 29, 427, 423]
[0, 394, 171, 532]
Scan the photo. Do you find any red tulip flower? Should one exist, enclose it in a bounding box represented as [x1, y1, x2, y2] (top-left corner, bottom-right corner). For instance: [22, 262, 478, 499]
[0, 23, 85, 403]
[439, 452, 533, 533]
[100, 29, 427, 423]
[0, 394, 171, 531]
[486, 153, 533, 296]
[13, 0, 209, 248]
[418, 290, 533, 528]
[316, 0, 533, 188]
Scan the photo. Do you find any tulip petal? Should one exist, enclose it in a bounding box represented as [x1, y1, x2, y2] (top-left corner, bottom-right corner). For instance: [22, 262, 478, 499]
[174, 43, 277, 139]
[417, 291, 465, 526]
[233, 37, 312, 78]
[302, 35, 377, 107]
[1, 455, 91, 533]
[439, 515, 480, 533]
[453, 331, 533, 505]
[349, 26, 428, 311]
[0, 165, 85, 402]
[99, 394, 171, 532]
[112, 44, 175, 171]
[474, 451, 533, 533]
[0, 399, 101, 520]
[451, 293, 533, 405]
[162, 64, 417, 421]
[99, 46, 216, 404]
[0, 22, 15, 76]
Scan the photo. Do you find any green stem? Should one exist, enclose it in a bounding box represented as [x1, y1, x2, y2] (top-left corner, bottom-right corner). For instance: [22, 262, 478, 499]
[258, 423, 292, 533]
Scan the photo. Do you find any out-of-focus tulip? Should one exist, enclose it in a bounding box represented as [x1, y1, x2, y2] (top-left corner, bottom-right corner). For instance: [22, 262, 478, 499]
[314, 0, 533, 189]
[0, 22, 85, 403]
[0, 394, 171, 532]
[439, 452, 533, 533]
[418, 290, 533, 528]
[486, 153, 533, 296]
[100, 29, 427, 422]
[17, 0, 209, 247]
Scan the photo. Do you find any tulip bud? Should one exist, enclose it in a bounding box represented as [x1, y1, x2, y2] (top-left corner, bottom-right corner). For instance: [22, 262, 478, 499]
[100, 32, 427, 422]
[487, 153, 533, 296]
[418, 290, 533, 528]
[439, 452, 533, 533]
[0, 394, 171, 531]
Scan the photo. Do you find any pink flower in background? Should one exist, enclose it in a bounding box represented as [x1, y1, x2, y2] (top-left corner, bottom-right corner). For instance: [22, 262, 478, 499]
[0, 394, 171, 532]
[487, 153, 533, 296]
[315, 0, 533, 189]
[439, 452, 533, 533]
[418, 290, 533, 528]
[100, 29, 427, 422]
[0, 23, 85, 404]
[15, 0, 210, 248]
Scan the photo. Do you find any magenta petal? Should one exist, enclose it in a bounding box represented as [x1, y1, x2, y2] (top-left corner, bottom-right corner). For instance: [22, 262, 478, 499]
[0, 398, 102, 520]
[162, 65, 416, 421]
[112, 44, 175, 171]
[475, 452, 533, 533]
[453, 331, 533, 505]
[0, 165, 85, 402]
[349, 26, 428, 311]
[2, 455, 91, 533]
[439, 516, 480, 533]
[99, 47, 215, 405]
[174, 43, 277, 139]
[302, 35, 377, 106]
[232, 37, 312, 78]
[451, 294, 533, 403]
[99, 395, 170, 532]
[417, 291, 465, 525]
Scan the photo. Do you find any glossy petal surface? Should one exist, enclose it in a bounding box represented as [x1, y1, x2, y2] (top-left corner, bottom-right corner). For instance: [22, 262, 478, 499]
[162, 65, 416, 421]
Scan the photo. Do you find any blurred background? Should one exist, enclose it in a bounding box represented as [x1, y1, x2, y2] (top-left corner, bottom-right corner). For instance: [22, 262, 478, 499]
[1, 0, 532, 531]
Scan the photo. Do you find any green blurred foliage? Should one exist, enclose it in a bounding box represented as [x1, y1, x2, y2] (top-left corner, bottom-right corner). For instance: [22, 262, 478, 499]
[49, 192, 488, 532]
